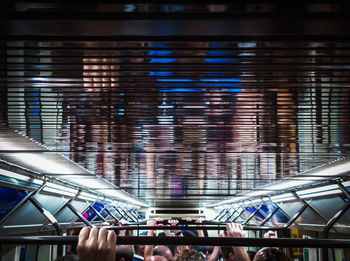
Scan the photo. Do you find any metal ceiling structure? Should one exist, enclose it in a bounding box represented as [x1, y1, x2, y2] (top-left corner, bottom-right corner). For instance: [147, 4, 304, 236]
[1, 1, 350, 210]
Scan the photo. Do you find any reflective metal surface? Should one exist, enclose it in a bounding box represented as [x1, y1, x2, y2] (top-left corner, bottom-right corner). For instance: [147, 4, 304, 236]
[1, 1, 350, 208]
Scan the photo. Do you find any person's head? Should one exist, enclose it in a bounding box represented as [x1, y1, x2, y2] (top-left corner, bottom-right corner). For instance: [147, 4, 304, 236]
[135, 245, 145, 255]
[145, 256, 168, 261]
[221, 246, 235, 261]
[115, 246, 134, 261]
[154, 245, 174, 261]
[55, 253, 79, 261]
[253, 248, 292, 261]
[175, 248, 204, 261]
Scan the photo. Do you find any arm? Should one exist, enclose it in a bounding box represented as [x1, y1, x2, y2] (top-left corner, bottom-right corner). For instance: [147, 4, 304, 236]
[169, 219, 182, 237]
[77, 227, 116, 261]
[226, 223, 250, 261]
[195, 218, 205, 237]
[207, 246, 221, 261]
[144, 220, 157, 259]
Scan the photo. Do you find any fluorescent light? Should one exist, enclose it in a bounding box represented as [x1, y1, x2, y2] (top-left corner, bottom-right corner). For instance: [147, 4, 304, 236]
[78, 191, 98, 202]
[42, 182, 78, 197]
[209, 157, 350, 207]
[67, 177, 109, 189]
[98, 189, 148, 207]
[12, 153, 76, 174]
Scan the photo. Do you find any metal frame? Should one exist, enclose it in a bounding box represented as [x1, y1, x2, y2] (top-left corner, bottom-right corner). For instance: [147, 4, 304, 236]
[0, 181, 47, 228]
[0, 235, 350, 248]
[322, 181, 350, 238]
[215, 178, 350, 236]
[66, 202, 93, 227]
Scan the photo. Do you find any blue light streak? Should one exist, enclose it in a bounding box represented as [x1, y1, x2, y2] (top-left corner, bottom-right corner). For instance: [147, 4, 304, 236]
[157, 79, 193, 82]
[149, 71, 173, 76]
[197, 83, 241, 87]
[159, 88, 204, 92]
[150, 58, 177, 63]
[200, 78, 241, 82]
[204, 58, 237, 63]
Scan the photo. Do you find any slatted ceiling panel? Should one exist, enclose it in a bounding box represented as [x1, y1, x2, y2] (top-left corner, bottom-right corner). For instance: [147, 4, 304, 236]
[1, 0, 350, 208]
[1, 39, 349, 207]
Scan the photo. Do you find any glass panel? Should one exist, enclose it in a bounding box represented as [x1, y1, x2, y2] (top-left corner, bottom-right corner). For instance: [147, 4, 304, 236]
[266, 209, 289, 225]
[308, 197, 344, 220]
[55, 200, 89, 224]
[295, 207, 325, 225]
[4, 201, 46, 226]
[0, 186, 28, 222]
[278, 201, 304, 218]
[34, 193, 67, 216]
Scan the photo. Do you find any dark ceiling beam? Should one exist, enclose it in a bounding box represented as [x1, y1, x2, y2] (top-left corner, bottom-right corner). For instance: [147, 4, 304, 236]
[1, 18, 350, 38]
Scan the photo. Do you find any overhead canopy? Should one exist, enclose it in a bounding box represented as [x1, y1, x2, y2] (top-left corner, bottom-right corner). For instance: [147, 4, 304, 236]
[0, 0, 350, 208]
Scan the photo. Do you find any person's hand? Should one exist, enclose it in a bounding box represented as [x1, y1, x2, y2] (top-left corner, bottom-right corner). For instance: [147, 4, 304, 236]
[77, 227, 116, 261]
[195, 218, 203, 225]
[225, 223, 244, 238]
[185, 217, 192, 222]
[168, 219, 180, 234]
[154, 217, 164, 223]
[147, 219, 157, 226]
[168, 219, 179, 226]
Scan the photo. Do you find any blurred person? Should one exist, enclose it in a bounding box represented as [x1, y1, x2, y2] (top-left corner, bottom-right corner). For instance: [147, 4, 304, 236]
[145, 220, 174, 261]
[116, 245, 134, 261]
[175, 248, 205, 261]
[134, 245, 145, 261]
[154, 245, 174, 261]
[253, 248, 291, 261]
[212, 223, 250, 261]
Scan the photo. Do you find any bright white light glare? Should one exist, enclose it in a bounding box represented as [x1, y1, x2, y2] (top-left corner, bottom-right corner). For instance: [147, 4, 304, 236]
[210, 157, 350, 207]
[12, 153, 76, 175]
[270, 193, 295, 202]
[98, 189, 148, 207]
[78, 191, 98, 202]
[43, 182, 78, 197]
[298, 189, 341, 199]
[312, 161, 350, 176]
[296, 184, 339, 196]
[67, 178, 108, 189]
[0, 168, 43, 185]
[0, 137, 24, 150]
[43, 186, 77, 197]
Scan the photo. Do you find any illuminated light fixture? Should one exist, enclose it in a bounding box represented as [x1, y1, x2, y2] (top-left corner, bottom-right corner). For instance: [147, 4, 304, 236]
[98, 189, 148, 207]
[43, 182, 78, 197]
[0, 168, 43, 185]
[78, 191, 99, 202]
[269, 193, 295, 202]
[209, 157, 350, 207]
[11, 153, 76, 175]
[0, 137, 25, 150]
[67, 177, 111, 189]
